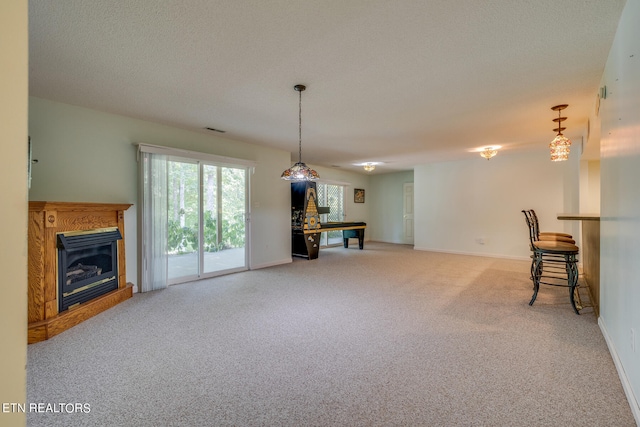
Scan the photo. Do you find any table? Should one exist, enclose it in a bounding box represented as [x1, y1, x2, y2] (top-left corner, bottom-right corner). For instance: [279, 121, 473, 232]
[292, 222, 367, 260]
[320, 222, 367, 249]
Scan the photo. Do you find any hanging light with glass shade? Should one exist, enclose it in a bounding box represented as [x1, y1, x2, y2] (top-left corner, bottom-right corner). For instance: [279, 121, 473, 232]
[549, 104, 571, 162]
[281, 84, 319, 181]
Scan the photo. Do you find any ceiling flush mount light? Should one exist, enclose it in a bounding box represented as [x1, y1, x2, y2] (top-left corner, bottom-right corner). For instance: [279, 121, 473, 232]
[363, 162, 379, 172]
[354, 162, 381, 172]
[549, 104, 571, 162]
[480, 146, 499, 160]
[281, 84, 319, 181]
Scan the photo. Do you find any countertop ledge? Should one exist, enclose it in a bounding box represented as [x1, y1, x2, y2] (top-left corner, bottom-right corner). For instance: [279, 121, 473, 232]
[557, 213, 600, 221]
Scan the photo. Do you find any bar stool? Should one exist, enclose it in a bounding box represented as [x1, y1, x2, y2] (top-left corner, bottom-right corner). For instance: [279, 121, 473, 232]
[522, 210, 574, 278]
[530, 209, 574, 242]
[522, 210, 581, 314]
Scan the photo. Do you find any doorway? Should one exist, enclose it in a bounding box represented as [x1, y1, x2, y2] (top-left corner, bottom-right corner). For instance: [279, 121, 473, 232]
[403, 182, 414, 244]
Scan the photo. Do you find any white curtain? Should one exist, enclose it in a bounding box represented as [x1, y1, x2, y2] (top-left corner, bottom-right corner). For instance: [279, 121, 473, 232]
[140, 151, 168, 292]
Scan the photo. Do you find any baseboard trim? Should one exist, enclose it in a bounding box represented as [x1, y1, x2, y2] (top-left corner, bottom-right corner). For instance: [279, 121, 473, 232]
[412, 246, 530, 261]
[371, 238, 410, 245]
[599, 316, 640, 426]
[250, 258, 292, 270]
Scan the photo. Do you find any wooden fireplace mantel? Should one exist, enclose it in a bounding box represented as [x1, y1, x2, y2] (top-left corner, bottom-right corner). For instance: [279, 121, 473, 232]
[28, 201, 133, 344]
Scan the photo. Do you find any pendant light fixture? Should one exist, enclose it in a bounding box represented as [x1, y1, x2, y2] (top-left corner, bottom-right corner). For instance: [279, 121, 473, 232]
[281, 84, 319, 181]
[549, 104, 571, 162]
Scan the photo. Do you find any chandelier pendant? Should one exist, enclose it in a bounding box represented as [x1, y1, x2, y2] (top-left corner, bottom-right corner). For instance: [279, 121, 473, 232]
[549, 104, 571, 162]
[281, 84, 319, 181]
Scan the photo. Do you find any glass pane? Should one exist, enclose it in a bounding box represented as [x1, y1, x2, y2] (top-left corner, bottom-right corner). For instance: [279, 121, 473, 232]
[316, 184, 327, 246]
[203, 166, 246, 272]
[317, 184, 345, 246]
[326, 185, 343, 222]
[167, 159, 199, 280]
[202, 164, 219, 274]
[326, 185, 343, 245]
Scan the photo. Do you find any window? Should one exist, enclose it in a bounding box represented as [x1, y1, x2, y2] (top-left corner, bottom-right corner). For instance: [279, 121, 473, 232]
[316, 183, 346, 247]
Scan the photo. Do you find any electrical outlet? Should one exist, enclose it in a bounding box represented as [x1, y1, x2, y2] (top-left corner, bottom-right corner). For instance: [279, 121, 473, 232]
[476, 237, 485, 245]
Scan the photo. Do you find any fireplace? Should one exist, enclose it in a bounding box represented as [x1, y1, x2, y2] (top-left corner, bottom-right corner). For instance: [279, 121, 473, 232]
[28, 201, 133, 344]
[57, 228, 122, 312]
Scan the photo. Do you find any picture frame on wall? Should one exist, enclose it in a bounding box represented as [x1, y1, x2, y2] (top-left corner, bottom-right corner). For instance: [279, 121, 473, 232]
[354, 188, 365, 203]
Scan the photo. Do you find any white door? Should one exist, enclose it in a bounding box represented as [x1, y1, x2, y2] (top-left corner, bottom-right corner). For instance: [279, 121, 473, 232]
[403, 182, 414, 244]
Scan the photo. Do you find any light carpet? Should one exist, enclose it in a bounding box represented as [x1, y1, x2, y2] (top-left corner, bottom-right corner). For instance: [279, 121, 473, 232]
[27, 242, 636, 426]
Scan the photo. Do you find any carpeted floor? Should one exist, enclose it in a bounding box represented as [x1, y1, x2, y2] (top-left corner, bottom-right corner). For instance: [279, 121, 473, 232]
[27, 243, 636, 426]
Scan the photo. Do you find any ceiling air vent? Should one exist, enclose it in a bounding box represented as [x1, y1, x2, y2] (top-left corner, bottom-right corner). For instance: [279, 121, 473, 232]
[204, 127, 226, 133]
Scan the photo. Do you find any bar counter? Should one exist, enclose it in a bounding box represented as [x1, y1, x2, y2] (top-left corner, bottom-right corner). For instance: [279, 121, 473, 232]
[557, 213, 600, 316]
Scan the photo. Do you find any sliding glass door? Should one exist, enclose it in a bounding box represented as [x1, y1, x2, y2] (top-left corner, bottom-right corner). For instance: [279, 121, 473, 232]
[167, 157, 247, 283]
[139, 144, 254, 292]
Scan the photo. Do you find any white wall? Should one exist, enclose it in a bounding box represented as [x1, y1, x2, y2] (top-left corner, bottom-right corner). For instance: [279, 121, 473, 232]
[598, 0, 640, 420]
[587, 161, 601, 213]
[28, 97, 293, 283]
[0, 1, 27, 425]
[308, 167, 416, 245]
[579, 160, 601, 214]
[583, 160, 600, 213]
[369, 171, 414, 244]
[414, 149, 580, 259]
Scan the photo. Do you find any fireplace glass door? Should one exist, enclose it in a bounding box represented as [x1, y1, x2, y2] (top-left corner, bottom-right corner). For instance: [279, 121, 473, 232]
[57, 228, 121, 311]
[167, 158, 248, 283]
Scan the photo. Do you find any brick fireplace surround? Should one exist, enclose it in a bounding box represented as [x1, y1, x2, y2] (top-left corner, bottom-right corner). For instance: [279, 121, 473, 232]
[28, 202, 133, 344]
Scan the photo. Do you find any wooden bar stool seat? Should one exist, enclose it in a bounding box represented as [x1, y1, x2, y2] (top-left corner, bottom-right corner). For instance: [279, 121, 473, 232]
[540, 231, 573, 238]
[536, 234, 575, 244]
[532, 240, 579, 252]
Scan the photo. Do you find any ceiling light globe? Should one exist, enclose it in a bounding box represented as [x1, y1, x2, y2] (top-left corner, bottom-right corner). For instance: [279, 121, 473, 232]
[480, 147, 498, 160]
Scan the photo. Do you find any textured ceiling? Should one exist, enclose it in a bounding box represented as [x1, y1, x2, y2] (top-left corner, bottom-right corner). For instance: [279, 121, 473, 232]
[28, 0, 626, 173]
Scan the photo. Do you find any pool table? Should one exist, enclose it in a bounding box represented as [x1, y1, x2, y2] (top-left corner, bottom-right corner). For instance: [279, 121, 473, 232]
[293, 222, 367, 259]
[320, 222, 367, 249]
